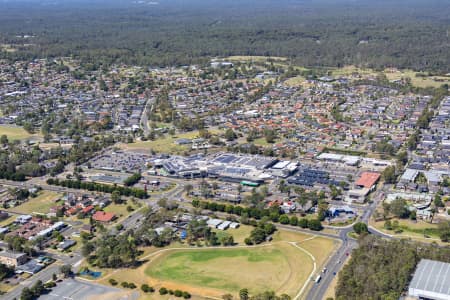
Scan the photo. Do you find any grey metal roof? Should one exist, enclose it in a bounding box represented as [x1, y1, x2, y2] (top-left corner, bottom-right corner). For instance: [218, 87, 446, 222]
[409, 259, 450, 297]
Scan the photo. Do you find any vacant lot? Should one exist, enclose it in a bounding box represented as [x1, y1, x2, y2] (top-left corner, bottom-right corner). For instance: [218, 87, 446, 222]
[371, 218, 443, 244]
[122, 131, 219, 154]
[384, 69, 450, 88]
[8, 190, 62, 214]
[226, 56, 287, 62]
[0, 125, 38, 141]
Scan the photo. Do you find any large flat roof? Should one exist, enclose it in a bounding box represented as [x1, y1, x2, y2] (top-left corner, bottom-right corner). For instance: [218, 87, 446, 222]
[408, 259, 450, 299]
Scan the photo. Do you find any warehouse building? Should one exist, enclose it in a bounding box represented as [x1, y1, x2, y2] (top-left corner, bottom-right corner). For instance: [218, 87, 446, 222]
[408, 259, 450, 300]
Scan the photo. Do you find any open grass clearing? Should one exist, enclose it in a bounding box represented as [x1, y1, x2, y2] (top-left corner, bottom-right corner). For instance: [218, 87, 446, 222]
[212, 224, 254, 245]
[252, 137, 279, 147]
[383, 69, 450, 88]
[0, 125, 40, 141]
[144, 242, 312, 297]
[103, 202, 140, 222]
[121, 131, 218, 154]
[96, 229, 338, 299]
[329, 65, 377, 77]
[297, 236, 340, 267]
[226, 56, 287, 62]
[8, 190, 62, 214]
[370, 218, 445, 244]
[284, 76, 307, 87]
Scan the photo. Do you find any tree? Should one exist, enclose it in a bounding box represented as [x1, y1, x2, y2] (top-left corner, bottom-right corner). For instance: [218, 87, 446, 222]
[396, 151, 408, 167]
[111, 190, 122, 204]
[159, 287, 168, 295]
[264, 129, 277, 143]
[20, 287, 34, 300]
[60, 265, 72, 278]
[382, 166, 396, 184]
[353, 222, 369, 235]
[279, 214, 290, 224]
[289, 216, 298, 226]
[0, 135, 8, 145]
[438, 221, 450, 242]
[390, 198, 409, 218]
[434, 194, 444, 208]
[239, 288, 249, 300]
[298, 218, 308, 228]
[307, 219, 323, 231]
[225, 128, 237, 141]
[141, 284, 154, 293]
[384, 220, 393, 230]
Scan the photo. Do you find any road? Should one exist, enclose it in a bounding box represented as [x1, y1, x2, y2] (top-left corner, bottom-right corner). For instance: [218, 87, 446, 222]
[305, 183, 390, 300]
[140, 96, 155, 136]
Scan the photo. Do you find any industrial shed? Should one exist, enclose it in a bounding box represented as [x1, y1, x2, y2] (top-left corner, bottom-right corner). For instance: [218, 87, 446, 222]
[408, 259, 450, 300]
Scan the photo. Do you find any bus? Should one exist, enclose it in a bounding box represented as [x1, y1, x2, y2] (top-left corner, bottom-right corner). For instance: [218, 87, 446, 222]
[240, 181, 260, 187]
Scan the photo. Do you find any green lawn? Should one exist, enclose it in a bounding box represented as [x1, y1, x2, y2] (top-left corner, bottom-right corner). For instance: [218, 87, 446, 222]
[146, 247, 291, 293]
[384, 69, 450, 88]
[122, 132, 200, 154]
[0, 125, 40, 141]
[212, 224, 254, 245]
[122, 129, 224, 154]
[97, 229, 338, 299]
[103, 202, 139, 221]
[8, 190, 62, 214]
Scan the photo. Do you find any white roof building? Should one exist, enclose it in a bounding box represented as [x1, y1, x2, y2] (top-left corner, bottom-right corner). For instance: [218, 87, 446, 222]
[408, 259, 450, 300]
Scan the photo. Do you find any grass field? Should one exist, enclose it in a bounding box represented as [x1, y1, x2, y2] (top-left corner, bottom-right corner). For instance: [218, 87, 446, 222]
[384, 69, 450, 88]
[370, 218, 444, 244]
[103, 202, 140, 221]
[0, 125, 39, 141]
[8, 190, 62, 214]
[329, 65, 377, 77]
[122, 131, 216, 154]
[226, 56, 287, 62]
[98, 229, 338, 299]
[212, 224, 254, 245]
[146, 247, 291, 293]
[284, 76, 308, 87]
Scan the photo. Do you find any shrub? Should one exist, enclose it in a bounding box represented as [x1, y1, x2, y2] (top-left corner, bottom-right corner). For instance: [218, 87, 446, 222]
[109, 279, 118, 286]
[159, 287, 168, 295]
[128, 283, 136, 289]
[174, 290, 183, 297]
[183, 291, 191, 299]
[298, 218, 308, 228]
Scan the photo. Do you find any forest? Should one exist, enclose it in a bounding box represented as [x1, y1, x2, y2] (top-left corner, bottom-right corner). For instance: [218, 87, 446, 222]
[0, 0, 449, 72]
[335, 235, 450, 300]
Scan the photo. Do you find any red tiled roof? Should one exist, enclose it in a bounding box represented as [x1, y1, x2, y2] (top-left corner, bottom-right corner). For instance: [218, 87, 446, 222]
[355, 172, 381, 188]
[82, 205, 94, 214]
[92, 211, 116, 222]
